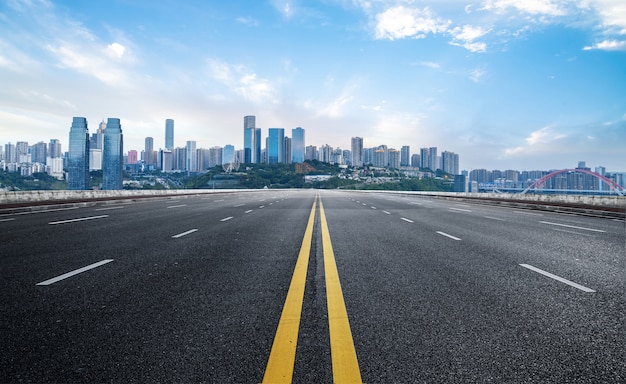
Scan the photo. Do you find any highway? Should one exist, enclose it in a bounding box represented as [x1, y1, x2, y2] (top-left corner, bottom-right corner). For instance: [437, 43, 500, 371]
[1, 189, 624, 383]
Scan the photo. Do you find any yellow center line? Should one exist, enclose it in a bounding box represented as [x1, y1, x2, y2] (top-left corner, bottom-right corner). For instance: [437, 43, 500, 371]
[262, 197, 317, 383]
[319, 197, 362, 383]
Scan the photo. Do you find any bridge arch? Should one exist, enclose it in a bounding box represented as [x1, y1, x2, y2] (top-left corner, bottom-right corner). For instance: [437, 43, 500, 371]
[521, 168, 625, 196]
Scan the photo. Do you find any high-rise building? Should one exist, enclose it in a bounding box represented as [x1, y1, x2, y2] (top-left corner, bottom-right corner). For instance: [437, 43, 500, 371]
[48, 139, 62, 159]
[165, 119, 174, 150]
[145, 137, 156, 166]
[305, 145, 317, 161]
[291, 127, 305, 163]
[4, 143, 16, 163]
[255, 128, 261, 163]
[267, 128, 285, 164]
[351, 137, 363, 167]
[16, 141, 29, 163]
[400, 146, 410, 167]
[411, 154, 420, 168]
[223, 144, 235, 165]
[68, 117, 90, 190]
[320, 144, 333, 163]
[186, 141, 197, 172]
[243, 115, 256, 163]
[389, 149, 401, 169]
[419, 147, 429, 169]
[284, 137, 292, 164]
[127, 150, 138, 164]
[428, 147, 438, 171]
[441, 150, 459, 175]
[31, 142, 47, 164]
[102, 118, 123, 190]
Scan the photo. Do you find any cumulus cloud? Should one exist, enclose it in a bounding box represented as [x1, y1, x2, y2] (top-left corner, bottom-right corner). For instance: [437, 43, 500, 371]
[583, 39, 626, 50]
[374, 6, 451, 40]
[450, 25, 490, 52]
[106, 42, 126, 58]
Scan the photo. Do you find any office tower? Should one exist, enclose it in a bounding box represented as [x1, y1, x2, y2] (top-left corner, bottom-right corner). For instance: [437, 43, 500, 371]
[165, 119, 174, 149]
[291, 127, 305, 163]
[243, 115, 256, 163]
[48, 139, 62, 159]
[441, 151, 459, 175]
[173, 147, 187, 171]
[209, 146, 223, 167]
[16, 141, 29, 163]
[255, 128, 261, 164]
[305, 145, 317, 161]
[351, 137, 363, 167]
[31, 142, 47, 164]
[159, 149, 172, 172]
[186, 141, 197, 172]
[102, 118, 123, 190]
[419, 148, 429, 169]
[320, 144, 332, 163]
[400, 145, 410, 167]
[4, 143, 16, 163]
[428, 147, 438, 171]
[267, 128, 285, 164]
[284, 137, 292, 164]
[145, 137, 156, 166]
[223, 144, 235, 165]
[67, 117, 90, 190]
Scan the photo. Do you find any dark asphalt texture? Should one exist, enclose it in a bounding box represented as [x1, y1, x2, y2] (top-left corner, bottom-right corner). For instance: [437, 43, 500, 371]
[1, 189, 624, 383]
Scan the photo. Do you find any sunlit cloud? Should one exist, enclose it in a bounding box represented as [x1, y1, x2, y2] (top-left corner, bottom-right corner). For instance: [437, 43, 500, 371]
[504, 126, 567, 155]
[206, 59, 276, 103]
[583, 39, 626, 51]
[374, 6, 451, 40]
[482, 0, 566, 16]
[106, 42, 126, 58]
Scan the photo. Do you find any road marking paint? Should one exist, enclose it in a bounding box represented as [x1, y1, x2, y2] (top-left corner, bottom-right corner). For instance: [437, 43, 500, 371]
[485, 216, 505, 221]
[269, 203, 274, 205]
[234, 203, 245, 207]
[437, 231, 462, 241]
[245, 210, 253, 214]
[449, 207, 471, 213]
[214, 199, 225, 202]
[410, 202, 422, 205]
[551, 228, 595, 237]
[539, 221, 605, 233]
[519, 264, 595, 292]
[259, 205, 265, 209]
[1, 206, 81, 217]
[319, 198, 362, 383]
[221, 216, 234, 222]
[36, 259, 114, 286]
[172, 229, 198, 238]
[49, 215, 109, 225]
[383, 211, 391, 215]
[95, 206, 125, 211]
[167, 204, 187, 209]
[263, 198, 317, 383]
[401, 217, 414, 223]
[455, 204, 471, 208]
[514, 210, 543, 216]
[361, 203, 367, 206]
[0, 218, 16, 222]
[371, 206, 377, 209]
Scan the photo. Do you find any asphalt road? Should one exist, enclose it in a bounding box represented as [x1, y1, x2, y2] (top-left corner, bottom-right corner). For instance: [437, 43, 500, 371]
[1, 189, 624, 383]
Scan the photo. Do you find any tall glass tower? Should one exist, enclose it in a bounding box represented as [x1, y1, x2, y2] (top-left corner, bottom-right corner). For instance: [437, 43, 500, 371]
[243, 115, 256, 163]
[291, 127, 305, 163]
[165, 119, 174, 150]
[267, 128, 285, 164]
[68, 117, 90, 190]
[102, 118, 123, 190]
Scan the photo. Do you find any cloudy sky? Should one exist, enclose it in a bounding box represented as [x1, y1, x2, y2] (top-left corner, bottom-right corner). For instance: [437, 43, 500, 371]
[1, 0, 625, 171]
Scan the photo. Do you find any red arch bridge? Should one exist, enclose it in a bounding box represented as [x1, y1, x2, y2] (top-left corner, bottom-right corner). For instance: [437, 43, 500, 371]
[521, 168, 625, 196]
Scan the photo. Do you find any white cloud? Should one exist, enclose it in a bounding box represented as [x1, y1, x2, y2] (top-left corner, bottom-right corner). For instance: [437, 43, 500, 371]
[450, 25, 490, 52]
[469, 68, 487, 82]
[583, 39, 626, 50]
[106, 42, 126, 58]
[587, 0, 626, 34]
[236, 16, 259, 26]
[374, 6, 451, 40]
[482, 0, 566, 16]
[504, 126, 567, 155]
[206, 59, 276, 103]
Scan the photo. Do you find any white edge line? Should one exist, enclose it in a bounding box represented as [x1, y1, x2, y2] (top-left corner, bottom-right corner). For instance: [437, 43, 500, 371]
[0, 218, 16, 222]
[519, 264, 596, 292]
[539, 221, 606, 233]
[49, 215, 109, 225]
[9, 206, 80, 216]
[401, 217, 414, 223]
[172, 229, 198, 238]
[449, 207, 471, 213]
[221, 216, 234, 222]
[244, 210, 253, 213]
[167, 204, 187, 209]
[437, 231, 462, 241]
[36, 259, 114, 286]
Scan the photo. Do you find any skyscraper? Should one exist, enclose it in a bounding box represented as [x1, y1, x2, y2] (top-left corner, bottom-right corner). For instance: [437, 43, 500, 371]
[291, 127, 305, 163]
[48, 139, 62, 159]
[351, 137, 363, 167]
[255, 128, 261, 164]
[145, 137, 155, 166]
[165, 119, 174, 150]
[243, 115, 256, 163]
[186, 141, 197, 172]
[68, 117, 90, 190]
[267, 128, 285, 164]
[102, 118, 123, 190]
[400, 145, 410, 167]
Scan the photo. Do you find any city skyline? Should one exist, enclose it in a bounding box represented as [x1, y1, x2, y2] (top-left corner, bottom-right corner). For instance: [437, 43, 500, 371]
[1, 1, 624, 171]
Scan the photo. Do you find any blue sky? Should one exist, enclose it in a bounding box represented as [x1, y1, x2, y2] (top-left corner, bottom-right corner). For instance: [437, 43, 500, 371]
[1, 0, 625, 171]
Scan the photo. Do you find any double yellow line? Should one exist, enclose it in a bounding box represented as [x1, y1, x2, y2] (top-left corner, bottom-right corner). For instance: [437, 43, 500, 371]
[262, 194, 362, 383]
